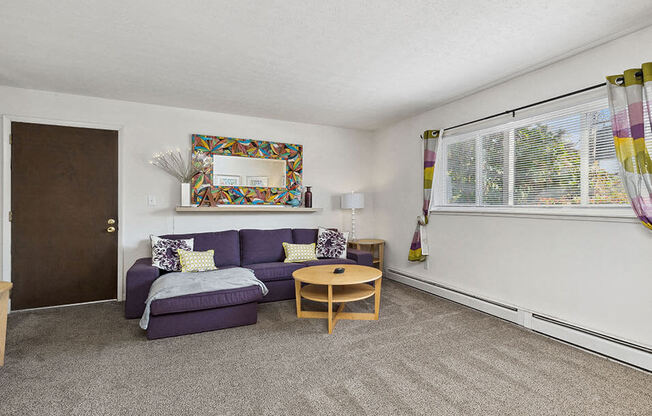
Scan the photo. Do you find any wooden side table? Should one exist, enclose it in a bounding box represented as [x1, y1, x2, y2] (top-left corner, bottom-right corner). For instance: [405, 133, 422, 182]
[349, 239, 385, 271]
[0, 281, 12, 366]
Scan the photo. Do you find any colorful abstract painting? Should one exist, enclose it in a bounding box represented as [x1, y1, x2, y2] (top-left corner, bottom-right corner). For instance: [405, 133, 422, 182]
[191, 134, 302, 205]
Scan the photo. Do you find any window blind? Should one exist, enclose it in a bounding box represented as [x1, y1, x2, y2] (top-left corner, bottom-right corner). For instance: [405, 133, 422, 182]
[433, 98, 651, 209]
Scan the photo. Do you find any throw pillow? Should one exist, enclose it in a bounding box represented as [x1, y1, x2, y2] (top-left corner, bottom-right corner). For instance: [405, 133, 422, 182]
[282, 242, 318, 263]
[316, 227, 349, 259]
[177, 249, 218, 273]
[151, 236, 194, 271]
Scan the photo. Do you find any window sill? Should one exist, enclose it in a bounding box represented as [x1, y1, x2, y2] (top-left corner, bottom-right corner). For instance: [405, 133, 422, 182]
[429, 206, 638, 223]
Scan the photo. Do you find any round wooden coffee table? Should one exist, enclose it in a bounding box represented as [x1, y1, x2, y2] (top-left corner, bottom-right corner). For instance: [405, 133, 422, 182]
[292, 265, 382, 334]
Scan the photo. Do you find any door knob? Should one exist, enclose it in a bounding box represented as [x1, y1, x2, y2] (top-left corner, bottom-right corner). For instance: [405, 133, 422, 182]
[107, 226, 116, 233]
[107, 219, 116, 225]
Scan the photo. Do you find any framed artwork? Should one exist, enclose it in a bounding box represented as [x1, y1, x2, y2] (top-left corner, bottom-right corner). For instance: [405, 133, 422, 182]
[191, 134, 302, 205]
[246, 176, 268, 187]
[215, 175, 241, 186]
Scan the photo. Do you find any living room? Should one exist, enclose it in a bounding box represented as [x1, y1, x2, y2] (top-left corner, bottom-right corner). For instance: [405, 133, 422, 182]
[0, 1, 651, 415]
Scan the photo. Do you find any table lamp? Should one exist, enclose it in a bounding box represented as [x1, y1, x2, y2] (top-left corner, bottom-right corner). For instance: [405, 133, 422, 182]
[341, 192, 364, 240]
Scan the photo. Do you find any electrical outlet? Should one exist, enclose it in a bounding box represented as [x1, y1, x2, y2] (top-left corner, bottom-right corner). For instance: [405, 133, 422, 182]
[147, 195, 157, 207]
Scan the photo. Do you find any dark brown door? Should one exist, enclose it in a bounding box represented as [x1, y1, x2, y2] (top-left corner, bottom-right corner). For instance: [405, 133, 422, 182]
[11, 122, 118, 310]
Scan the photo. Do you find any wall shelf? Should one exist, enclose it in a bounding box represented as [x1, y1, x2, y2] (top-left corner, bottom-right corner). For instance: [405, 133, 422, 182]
[175, 206, 322, 213]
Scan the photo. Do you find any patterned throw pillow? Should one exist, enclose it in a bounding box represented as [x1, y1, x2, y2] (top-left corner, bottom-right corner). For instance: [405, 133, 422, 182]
[316, 228, 349, 259]
[178, 249, 218, 273]
[151, 236, 194, 271]
[282, 242, 318, 263]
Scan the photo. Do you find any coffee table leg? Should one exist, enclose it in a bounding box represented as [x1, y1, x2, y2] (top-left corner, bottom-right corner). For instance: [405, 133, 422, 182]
[374, 278, 382, 320]
[327, 285, 333, 334]
[0, 290, 8, 366]
[294, 280, 302, 318]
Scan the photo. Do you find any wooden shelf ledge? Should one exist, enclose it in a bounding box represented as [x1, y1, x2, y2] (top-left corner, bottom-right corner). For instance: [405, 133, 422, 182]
[175, 206, 322, 213]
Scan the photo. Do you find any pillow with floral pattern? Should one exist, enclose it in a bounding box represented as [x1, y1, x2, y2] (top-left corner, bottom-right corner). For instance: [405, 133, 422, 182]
[316, 227, 349, 259]
[150, 236, 194, 271]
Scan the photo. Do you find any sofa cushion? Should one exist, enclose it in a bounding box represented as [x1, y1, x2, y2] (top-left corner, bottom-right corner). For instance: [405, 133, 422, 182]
[304, 258, 356, 267]
[246, 261, 305, 282]
[292, 228, 318, 244]
[150, 284, 263, 316]
[160, 230, 240, 268]
[240, 228, 293, 265]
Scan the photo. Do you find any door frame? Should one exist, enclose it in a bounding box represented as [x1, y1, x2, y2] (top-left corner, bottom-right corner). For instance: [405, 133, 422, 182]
[1, 115, 125, 311]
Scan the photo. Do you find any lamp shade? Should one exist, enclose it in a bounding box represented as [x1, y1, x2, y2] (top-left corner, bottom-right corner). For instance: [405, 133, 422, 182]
[341, 192, 364, 209]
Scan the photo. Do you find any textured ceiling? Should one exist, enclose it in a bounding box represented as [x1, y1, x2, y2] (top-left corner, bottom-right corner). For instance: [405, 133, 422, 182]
[1, 1, 651, 130]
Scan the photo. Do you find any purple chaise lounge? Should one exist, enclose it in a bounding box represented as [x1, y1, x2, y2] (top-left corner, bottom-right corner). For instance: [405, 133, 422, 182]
[125, 228, 373, 339]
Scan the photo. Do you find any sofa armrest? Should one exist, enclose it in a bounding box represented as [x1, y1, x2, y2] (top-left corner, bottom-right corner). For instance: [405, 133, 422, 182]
[125, 257, 160, 319]
[347, 248, 373, 267]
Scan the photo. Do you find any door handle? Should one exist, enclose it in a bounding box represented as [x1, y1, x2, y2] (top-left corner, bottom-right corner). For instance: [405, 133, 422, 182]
[107, 219, 116, 225]
[107, 226, 116, 233]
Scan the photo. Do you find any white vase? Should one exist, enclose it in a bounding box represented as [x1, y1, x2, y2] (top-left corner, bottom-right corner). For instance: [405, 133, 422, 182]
[181, 182, 191, 207]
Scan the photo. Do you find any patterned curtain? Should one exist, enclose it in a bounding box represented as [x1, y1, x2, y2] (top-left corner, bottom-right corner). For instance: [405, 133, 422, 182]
[606, 63, 652, 230]
[409, 130, 441, 262]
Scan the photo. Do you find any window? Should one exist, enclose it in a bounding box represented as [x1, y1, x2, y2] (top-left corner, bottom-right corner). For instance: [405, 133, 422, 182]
[433, 98, 645, 213]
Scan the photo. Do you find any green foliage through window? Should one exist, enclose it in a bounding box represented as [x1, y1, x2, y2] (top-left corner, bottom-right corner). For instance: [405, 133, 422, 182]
[443, 102, 629, 207]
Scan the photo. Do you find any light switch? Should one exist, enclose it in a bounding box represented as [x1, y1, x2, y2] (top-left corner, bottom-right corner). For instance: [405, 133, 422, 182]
[147, 195, 157, 207]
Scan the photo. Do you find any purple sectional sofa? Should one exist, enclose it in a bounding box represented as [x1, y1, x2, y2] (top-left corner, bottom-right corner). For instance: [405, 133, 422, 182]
[125, 228, 373, 339]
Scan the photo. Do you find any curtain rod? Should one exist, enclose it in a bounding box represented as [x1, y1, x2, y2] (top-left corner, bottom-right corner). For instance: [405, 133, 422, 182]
[440, 82, 605, 134]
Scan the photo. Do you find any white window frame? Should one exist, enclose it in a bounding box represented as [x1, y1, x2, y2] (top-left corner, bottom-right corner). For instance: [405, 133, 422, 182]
[429, 96, 636, 221]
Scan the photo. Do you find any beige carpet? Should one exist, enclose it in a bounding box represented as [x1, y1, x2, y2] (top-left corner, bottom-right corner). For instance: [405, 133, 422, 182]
[0, 279, 650, 415]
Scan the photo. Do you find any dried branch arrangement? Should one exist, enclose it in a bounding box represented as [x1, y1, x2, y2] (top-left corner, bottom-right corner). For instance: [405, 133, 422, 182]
[150, 148, 210, 182]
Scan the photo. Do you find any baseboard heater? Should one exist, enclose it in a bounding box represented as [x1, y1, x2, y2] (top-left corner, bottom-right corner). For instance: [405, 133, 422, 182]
[530, 314, 652, 371]
[386, 267, 652, 372]
[386, 268, 519, 323]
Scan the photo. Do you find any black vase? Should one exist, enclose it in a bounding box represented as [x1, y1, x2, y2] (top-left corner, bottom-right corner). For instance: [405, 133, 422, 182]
[304, 186, 313, 208]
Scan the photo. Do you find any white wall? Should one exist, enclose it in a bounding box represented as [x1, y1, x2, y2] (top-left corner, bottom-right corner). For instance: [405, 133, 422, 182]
[0, 86, 374, 298]
[372, 26, 652, 347]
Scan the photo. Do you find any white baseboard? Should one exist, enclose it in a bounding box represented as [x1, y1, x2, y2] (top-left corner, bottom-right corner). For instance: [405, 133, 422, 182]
[385, 267, 651, 372]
